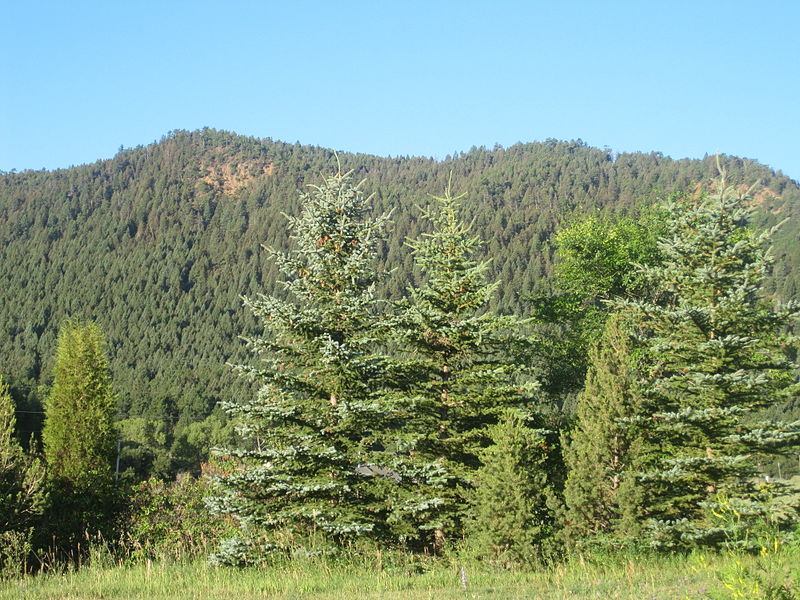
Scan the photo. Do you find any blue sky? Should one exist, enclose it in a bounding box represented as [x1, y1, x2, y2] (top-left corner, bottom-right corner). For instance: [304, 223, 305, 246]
[2, 1, 799, 180]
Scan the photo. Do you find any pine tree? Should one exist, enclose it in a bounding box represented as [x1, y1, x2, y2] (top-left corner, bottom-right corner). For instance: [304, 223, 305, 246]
[562, 312, 645, 547]
[619, 172, 800, 549]
[0, 377, 22, 498]
[0, 376, 43, 576]
[41, 320, 118, 552]
[43, 321, 117, 486]
[465, 410, 558, 565]
[209, 170, 395, 564]
[384, 186, 539, 550]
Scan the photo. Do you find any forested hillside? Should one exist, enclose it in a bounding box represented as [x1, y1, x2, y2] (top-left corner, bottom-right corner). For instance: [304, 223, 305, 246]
[1, 129, 799, 449]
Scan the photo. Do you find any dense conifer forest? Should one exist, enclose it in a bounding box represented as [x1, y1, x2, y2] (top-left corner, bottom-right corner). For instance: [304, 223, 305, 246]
[2, 130, 799, 476]
[1, 130, 800, 590]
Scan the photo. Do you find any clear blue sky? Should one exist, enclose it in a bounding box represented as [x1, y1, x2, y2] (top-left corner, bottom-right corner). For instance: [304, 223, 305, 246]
[2, 0, 799, 180]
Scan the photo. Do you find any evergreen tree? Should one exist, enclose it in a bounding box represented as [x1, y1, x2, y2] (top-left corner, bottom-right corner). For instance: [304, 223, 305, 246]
[43, 322, 117, 485]
[562, 312, 645, 547]
[619, 172, 800, 549]
[0, 377, 23, 506]
[0, 376, 43, 576]
[465, 410, 558, 565]
[40, 321, 118, 553]
[3, 130, 800, 460]
[384, 187, 539, 550]
[209, 170, 394, 564]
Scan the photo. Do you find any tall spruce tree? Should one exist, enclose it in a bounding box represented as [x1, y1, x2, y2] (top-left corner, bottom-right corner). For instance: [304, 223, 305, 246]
[384, 187, 539, 550]
[619, 172, 800, 549]
[0, 377, 24, 520]
[41, 321, 118, 552]
[209, 170, 395, 564]
[562, 312, 645, 547]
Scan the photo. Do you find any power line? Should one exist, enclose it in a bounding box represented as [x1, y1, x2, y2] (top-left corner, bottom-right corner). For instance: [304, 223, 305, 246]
[14, 409, 186, 422]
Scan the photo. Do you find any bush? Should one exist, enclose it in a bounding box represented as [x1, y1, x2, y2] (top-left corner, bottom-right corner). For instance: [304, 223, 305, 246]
[125, 471, 228, 562]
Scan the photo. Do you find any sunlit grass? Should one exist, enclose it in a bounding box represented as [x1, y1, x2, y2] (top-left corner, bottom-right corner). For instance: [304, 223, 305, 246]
[5, 546, 798, 600]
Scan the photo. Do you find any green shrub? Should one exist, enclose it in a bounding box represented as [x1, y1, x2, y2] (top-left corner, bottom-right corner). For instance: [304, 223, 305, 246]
[125, 473, 228, 561]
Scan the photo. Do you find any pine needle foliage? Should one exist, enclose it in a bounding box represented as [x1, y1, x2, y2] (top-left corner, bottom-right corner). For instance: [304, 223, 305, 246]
[209, 171, 395, 564]
[43, 321, 117, 487]
[618, 171, 800, 549]
[384, 186, 539, 549]
[40, 320, 118, 554]
[0, 377, 21, 479]
[562, 312, 645, 547]
[465, 409, 559, 566]
[0, 376, 43, 576]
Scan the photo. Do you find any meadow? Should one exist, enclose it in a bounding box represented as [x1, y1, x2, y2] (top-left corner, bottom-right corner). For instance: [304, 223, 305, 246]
[3, 546, 798, 600]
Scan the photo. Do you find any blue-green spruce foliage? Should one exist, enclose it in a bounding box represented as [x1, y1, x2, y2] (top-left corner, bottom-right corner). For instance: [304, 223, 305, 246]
[618, 173, 800, 548]
[384, 188, 540, 549]
[209, 171, 395, 564]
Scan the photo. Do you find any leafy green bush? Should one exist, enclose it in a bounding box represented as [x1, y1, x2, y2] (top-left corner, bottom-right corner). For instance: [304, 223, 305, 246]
[125, 473, 228, 561]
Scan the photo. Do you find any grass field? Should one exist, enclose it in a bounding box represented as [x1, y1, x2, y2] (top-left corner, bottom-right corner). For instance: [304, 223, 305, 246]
[3, 546, 798, 600]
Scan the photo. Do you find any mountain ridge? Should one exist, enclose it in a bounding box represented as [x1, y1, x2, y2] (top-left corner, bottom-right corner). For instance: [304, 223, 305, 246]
[6, 130, 798, 189]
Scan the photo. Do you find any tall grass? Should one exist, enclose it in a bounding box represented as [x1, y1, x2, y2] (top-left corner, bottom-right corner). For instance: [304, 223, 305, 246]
[4, 545, 797, 600]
